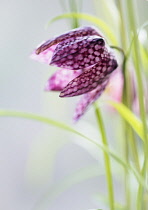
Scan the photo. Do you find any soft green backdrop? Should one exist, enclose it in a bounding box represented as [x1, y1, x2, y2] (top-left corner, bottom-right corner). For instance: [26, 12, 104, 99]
[0, 0, 147, 210]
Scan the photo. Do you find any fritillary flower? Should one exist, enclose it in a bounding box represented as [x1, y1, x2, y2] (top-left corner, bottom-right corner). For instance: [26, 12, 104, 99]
[31, 26, 118, 120]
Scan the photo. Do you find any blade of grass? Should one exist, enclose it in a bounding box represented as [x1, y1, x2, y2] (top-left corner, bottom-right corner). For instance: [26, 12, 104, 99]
[94, 104, 115, 210]
[69, 0, 79, 28]
[127, 1, 148, 209]
[0, 109, 146, 190]
[108, 101, 146, 141]
[47, 12, 118, 45]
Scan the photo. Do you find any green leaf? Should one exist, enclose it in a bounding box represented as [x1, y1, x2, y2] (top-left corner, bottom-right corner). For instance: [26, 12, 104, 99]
[0, 109, 145, 188]
[47, 12, 118, 45]
[124, 21, 148, 66]
[108, 101, 145, 141]
[139, 43, 148, 74]
[0, 110, 121, 163]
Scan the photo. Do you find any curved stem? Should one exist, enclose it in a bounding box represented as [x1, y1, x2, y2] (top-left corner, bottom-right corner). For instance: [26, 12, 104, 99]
[94, 104, 114, 210]
[0, 109, 147, 190]
[110, 45, 125, 58]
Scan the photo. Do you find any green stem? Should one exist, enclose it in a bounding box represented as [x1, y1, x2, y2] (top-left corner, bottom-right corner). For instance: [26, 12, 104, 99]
[127, 0, 148, 150]
[137, 159, 147, 210]
[69, 0, 79, 28]
[124, 70, 140, 171]
[127, 0, 148, 209]
[124, 133, 130, 209]
[116, 0, 128, 50]
[117, 1, 140, 209]
[94, 104, 114, 210]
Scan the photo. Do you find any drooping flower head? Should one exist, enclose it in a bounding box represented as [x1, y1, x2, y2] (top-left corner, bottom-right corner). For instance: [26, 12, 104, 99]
[31, 26, 118, 120]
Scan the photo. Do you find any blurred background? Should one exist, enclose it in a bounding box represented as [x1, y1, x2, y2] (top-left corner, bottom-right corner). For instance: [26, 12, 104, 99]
[0, 0, 148, 210]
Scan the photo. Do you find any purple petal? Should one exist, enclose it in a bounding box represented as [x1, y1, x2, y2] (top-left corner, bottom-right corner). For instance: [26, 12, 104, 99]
[73, 79, 109, 121]
[50, 36, 105, 70]
[30, 45, 56, 64]
[59, 59, 117, 97]
[35, 26, 102, 55]
[45, 69, 82, 91]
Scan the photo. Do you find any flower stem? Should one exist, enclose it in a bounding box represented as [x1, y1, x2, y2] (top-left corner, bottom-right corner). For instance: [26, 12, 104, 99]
[117, 1, 136, 208]
[69, 0, 79, 28]
[127, 0, 148, 150]
[127, 0, 148, 209]
[127, 0, 148, 139]
[94, 103, 114, 210]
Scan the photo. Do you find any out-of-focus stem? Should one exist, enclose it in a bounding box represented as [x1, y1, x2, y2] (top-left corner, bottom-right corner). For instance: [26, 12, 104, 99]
[117, 1, 132, 209]
[127, 0, 148, 153]
[94, 104, 114, 210]
[69, 0, 79, 28]
[127, 0, 148, 209]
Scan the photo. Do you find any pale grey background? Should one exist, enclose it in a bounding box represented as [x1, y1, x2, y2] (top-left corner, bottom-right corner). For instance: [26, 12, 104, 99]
[0, 0, 147, 210]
